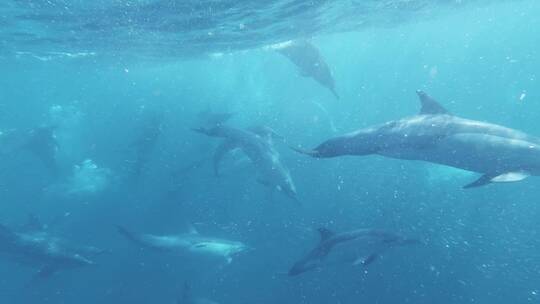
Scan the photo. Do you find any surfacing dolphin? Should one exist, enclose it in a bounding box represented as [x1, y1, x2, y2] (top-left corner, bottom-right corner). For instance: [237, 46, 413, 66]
[116, 225, 249, 264]
[0, 216, 105, 279]
[273, 39, 339, 99]
[289, 228, 419, 276]
[294, 90, 540, 188]
[192, 124, 298, 202]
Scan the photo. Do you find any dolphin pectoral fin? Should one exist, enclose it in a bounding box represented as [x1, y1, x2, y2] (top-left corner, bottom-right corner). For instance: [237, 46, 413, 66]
[491, 171, 530, 183]
[464, 171, 531, 188]
[416, 90, 450, 115]
[463, 173, 496, 188]
[226, 256, 233, 264]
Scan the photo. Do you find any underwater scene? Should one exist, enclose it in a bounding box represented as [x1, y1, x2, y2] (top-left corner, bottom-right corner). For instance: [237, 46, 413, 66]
[1, 0, 540, 303]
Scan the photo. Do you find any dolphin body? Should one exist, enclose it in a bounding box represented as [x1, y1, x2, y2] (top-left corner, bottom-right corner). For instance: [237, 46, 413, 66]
[295, 90, 540, 188]
[116, 226, 248, 264]
[0, 217, 103, 279]
[193, 125, 298, 202]
[289, 228, 419, 276]
[274, 39, 339, 99]
[127, 110, 163, 180]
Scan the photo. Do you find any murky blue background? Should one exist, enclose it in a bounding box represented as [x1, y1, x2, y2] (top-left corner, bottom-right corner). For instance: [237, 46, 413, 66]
[1, 0, 540, 303]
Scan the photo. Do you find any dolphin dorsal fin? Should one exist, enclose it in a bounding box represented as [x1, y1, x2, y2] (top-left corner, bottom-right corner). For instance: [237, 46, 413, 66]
[416, 90, 450, 115]
[317, 228, 335, 242]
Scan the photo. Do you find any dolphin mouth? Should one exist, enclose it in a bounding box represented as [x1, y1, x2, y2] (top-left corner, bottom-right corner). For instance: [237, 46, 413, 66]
[289, 145, 321, 158]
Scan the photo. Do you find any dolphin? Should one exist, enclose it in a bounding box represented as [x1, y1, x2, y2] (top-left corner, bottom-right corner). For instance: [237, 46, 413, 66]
[116, 225, 249, 264]
[21, 125, 59, 174]
[288, 228, 419, 276]
[192, 124, 298, 202]
[274, 39, 339, 99]
[0, 216, 104, 279]
[127, 110, 163, 180]
[177, 282, 220, 304]
[294, 90, 540, 188]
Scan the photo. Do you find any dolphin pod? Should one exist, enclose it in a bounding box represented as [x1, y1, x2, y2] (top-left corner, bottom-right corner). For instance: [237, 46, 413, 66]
[289, 228, 420, 276]
[294, 90, 540, 188]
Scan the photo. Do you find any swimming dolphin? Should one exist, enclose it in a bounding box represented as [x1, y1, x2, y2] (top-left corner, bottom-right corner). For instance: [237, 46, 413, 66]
[127, 110, 163, 180]
[0, 216, 104, 279]
[192, 124, 298, 202]
[116, 225, 249, 264]
[273, 39, 339, 99]
[177, 282, 220, 304]
[21, 125, 59, 174]
[294, 90, 540, 188]
[288, 228, 419, 276]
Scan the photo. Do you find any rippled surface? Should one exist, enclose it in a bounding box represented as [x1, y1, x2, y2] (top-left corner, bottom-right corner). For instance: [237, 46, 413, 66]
[1, 0, 504, 58]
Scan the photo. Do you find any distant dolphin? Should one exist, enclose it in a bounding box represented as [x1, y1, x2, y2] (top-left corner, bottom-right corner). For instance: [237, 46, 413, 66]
[0, 216, 104, 279]
[273, 39, 339, 99]
[116, 226, 249, 264]
[193, 124, 298, 202]
[21, 125, 59, 174]
[289, 228, 419, 276]
[177, 282, 220, 304]
[127, 110, 163, 180]
[294, 90, 540, 188]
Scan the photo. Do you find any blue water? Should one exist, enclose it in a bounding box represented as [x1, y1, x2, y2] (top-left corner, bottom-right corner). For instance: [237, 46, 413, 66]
[1, 0, 540, 303]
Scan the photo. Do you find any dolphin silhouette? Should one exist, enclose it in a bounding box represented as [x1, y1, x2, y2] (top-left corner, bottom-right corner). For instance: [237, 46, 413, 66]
[289, 228, 419, 276]
[274, 39, 339, 99]
[193, 124, 298, 202]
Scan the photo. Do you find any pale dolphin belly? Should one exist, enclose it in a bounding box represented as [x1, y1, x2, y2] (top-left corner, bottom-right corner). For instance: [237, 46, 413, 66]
[378, 133, 540, 175]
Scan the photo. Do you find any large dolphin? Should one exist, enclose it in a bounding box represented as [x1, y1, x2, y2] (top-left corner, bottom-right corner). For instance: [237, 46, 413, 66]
[294, 90, 540, 188]
[289, 228, 419, 276]
[116, 226, 249, 264]
[273, 39, 339, 99]
[0, 216, 105, 279]
[177, 282, 220, 304]
[192, 124, 298, 202]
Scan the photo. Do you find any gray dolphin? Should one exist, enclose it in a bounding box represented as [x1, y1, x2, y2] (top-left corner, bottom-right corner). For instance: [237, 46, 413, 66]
[127, 110, 163, 180]
[177, 282, 220, 304]
[193, 125, 298, 202]
[116, 225, 249, 264]
[289, 228, 419, 276]
[0, 216, 104, 279]
[294, 90, 540, 188]
[274, 39, 339, 99]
